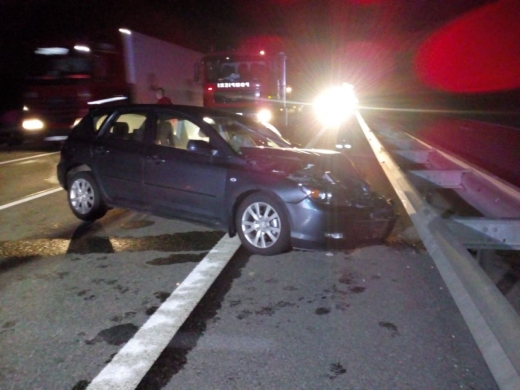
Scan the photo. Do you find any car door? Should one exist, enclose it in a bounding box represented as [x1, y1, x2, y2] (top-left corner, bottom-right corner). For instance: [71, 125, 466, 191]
[92, 108, 151, 208]
[143, 110, 229, 225]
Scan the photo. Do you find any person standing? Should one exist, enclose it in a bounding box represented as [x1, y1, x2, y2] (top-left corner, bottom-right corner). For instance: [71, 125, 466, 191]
[155, 87, 173, 105]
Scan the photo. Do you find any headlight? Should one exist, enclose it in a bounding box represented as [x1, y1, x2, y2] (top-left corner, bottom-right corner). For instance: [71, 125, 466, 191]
[300, 185, 332, 204]
[257, 108, 272, 123]
[22, 118, 44, 130]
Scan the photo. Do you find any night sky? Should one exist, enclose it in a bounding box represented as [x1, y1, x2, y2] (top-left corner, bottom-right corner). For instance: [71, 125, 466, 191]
[1, 0, 519, 110]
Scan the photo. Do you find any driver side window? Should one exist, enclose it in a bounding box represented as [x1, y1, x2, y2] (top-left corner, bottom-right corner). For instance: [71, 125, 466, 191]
[155, 113, 209, 150]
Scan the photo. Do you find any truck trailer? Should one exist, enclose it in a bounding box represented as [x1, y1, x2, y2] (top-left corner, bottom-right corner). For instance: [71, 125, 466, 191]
[22, 28, 203, 141]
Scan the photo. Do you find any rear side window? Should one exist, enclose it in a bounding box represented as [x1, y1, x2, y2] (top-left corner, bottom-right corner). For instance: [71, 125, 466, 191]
[105, 112, 148, 142]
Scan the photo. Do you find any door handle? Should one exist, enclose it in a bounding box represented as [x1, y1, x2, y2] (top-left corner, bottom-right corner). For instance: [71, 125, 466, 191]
[146, 155, 165, 164]
[93, 146, 109, 155]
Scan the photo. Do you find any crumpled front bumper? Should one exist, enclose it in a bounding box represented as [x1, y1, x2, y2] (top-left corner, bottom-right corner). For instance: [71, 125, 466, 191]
[286, 197, 397, 251]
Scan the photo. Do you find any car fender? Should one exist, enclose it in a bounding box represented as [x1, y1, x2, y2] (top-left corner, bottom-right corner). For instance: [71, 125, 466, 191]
[65, 164, 114, 205]
[226, 178, 303, 237]
[65, 164, 92, 188]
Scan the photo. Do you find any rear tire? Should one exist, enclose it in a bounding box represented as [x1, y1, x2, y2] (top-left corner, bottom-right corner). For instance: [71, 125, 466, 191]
[236, 192, 291, 256]
[68, 172, 107, 221]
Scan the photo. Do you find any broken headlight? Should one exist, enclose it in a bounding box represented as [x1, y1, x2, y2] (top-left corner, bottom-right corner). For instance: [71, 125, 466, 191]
[299, 184, 333, 204]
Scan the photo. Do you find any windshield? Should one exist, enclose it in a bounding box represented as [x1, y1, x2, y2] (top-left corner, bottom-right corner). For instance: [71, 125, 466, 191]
[28, 50, 93, 84]
[204, 57, 268, 83]
[205, 116, 292, 153]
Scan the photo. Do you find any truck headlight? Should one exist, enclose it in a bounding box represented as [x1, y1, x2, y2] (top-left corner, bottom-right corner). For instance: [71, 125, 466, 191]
[22, 118, 44, 130]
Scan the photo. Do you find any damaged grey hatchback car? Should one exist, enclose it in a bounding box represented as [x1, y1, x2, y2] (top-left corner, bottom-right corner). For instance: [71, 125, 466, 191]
[57, 104, 396, 256]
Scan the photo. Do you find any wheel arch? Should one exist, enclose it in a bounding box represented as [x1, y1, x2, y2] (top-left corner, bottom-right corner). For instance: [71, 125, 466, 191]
[65, 164, 92, 189]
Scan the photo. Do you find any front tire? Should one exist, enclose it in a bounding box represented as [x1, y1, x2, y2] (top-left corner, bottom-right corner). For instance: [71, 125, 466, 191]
[236, 192, 291, 256]
[68, 172, 107, 221]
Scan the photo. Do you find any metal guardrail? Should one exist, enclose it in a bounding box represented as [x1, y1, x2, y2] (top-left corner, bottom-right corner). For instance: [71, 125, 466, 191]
[356, 111, 520, 390]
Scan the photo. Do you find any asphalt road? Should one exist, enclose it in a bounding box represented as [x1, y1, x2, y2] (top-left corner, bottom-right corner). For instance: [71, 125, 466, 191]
[0, 131, 499, 389]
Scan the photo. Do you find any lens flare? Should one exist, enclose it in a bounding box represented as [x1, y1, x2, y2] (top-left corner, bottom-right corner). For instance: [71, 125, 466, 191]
[314, 83, 358, 127]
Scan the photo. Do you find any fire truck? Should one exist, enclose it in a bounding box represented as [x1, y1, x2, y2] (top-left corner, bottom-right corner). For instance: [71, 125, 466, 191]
[195, 48, 290, 128]
[21, 28, 202, 141]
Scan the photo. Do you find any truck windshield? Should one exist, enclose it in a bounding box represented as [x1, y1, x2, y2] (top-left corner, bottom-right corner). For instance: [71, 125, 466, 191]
[28, 51, 93, 84]
[204, 58, 268, 83]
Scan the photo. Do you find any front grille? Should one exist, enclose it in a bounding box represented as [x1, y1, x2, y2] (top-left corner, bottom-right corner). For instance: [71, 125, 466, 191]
[350, 217, 397, 242]
[214, 90, 256, 104]
[27, 97, 80, 124]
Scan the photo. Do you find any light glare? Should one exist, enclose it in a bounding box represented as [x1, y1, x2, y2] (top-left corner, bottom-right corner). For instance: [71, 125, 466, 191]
[74, 45, 90, 52]
[23, 119, 44, 130]
[314, 83, 358, 127]
[257, 108, 272, 123]
[72, 118, 82, 128]
[35, 47, 69, 55]
[88, 96, 128, 105]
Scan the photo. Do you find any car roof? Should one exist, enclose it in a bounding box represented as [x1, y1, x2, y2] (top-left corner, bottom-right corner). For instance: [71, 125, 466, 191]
[88, 104, 240, 119]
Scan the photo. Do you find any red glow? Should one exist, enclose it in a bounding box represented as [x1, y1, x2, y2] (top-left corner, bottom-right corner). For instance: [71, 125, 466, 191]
[270, 0, 385, 3]
[414, 118, 520, 187]
[207, 87, 213, 91]
[415, 0, 520, 92]
[349, 0, 385, 3]
[236, 35, 284, 54]
[333, 41, 395, 96]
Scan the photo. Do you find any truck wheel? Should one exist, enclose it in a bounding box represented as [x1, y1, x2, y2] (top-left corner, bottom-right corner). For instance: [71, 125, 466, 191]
[68, 172, 107, 221]
[236, 192, 291, 256]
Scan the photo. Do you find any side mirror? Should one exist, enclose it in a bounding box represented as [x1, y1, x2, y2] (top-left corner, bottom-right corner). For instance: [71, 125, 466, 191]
[187, 139, 214, 155]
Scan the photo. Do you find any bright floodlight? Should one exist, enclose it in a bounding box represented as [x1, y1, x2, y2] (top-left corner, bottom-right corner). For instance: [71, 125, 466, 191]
[314, 83, 358, 127]
[257, 108, 272, 123]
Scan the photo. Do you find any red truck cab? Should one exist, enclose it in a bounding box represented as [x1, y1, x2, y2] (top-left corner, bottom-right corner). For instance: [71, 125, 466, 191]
[196, 50, 288, 127]
[22, 34, 128, 141]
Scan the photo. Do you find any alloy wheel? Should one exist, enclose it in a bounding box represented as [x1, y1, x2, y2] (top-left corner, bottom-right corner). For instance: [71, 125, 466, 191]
[240, 201, 282, 249]
[69, 178, 95, 215]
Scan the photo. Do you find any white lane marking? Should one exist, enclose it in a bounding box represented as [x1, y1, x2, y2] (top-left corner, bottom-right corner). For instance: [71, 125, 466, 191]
[87, 234, 242, 390]
[0, 152, 60, 166]
[0, 187, 63, 211]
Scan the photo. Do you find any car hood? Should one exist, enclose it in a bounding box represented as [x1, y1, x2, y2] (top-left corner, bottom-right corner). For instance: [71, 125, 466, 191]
[241, 147, 360, 179]
[241, 147, 376, 205]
